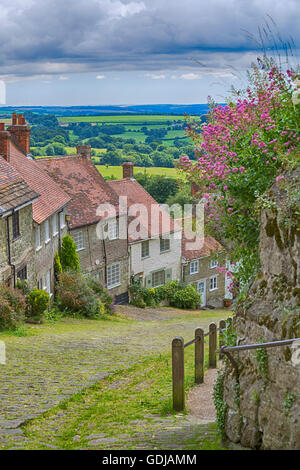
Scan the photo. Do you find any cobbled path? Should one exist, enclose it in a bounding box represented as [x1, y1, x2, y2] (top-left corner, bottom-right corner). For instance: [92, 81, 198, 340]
[0, 306, 227, 449]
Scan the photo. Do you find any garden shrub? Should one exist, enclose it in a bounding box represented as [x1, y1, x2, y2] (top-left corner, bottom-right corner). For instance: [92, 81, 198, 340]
[56, 272, 112, 317]
[170, 284, 201, 310]
[26, 288, 50, 323]
[59, 234, 80, 272]
[128, 277, 160, 308]
[54, 251, 63, 280]
[0, 285, 26, 330]
[155, 280, 180, 304]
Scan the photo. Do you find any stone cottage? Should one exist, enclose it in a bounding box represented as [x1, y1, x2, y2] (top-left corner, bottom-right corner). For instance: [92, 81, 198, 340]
[0, 147, 38, 287]
[37, 147, 129, 303]
[0, 115, 70, 295]
[108, 162, 182, 289]
[181, 230, 227, 307]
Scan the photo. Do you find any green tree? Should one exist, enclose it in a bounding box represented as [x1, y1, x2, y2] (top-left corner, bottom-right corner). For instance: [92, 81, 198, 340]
[59, 234, 80, 272]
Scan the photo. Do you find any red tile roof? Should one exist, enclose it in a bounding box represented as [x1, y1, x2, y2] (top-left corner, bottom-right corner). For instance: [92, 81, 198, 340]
[108, 178, 181, 242]
[9, 142, 70, 224]
[0, 156, 38, 215]
[37, 156, 120, 229]
[182, 232, 224, 261]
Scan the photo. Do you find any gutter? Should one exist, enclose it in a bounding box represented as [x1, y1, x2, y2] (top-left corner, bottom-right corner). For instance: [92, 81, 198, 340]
[6, 214, 16, 288]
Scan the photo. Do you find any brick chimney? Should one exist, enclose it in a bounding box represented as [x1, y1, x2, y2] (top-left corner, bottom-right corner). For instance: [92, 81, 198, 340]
[0, 123, 11, 162]
[7, 114, 31, 155]
[122, 162, 134, 179]
[76, 145, 91, 159]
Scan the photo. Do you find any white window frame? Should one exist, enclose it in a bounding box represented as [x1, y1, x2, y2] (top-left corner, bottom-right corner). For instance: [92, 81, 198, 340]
[60, 212, 66, 230]
[152, 270, 165, 288]
[210, 259, 218, 269]
[46, 270, 51, 295]
[35, 225, 42, 251]
[108, 221, 119, 240]
[52, 214, 58, 236]
[210, 275, 218, 291]
[44, 219, 50, 244]
[72, 231, 84, 251]
[107, 262, 121, 289]
[141, 240, 150, 259]
[160, 237, 170, 253]
[190, 260, 199, 274]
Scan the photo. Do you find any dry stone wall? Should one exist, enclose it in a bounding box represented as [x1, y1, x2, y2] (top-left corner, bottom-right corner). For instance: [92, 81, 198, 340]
[223, 169, 300, 449]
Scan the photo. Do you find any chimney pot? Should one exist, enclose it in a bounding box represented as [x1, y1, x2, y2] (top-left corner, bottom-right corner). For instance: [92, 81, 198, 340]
[76, 145, 91, 159]
[7, 113, 30, 155]
[122, 162, 134, 179]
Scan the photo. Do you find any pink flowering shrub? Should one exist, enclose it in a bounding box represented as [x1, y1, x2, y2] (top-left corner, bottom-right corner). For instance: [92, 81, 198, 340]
[179, 60, 299, 289]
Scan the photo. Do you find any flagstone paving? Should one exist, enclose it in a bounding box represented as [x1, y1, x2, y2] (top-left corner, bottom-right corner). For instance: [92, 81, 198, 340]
[0, 306, 230, 449]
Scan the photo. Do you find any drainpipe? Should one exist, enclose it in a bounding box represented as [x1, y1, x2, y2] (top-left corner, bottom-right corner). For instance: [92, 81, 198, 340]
[6, 215, 16, 288]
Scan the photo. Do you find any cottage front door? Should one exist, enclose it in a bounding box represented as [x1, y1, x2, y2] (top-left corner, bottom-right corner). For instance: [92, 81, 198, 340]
[197, 279, 206, 307]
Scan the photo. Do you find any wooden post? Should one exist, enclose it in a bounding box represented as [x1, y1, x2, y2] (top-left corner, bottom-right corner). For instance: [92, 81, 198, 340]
[195, 328, 204, 384]
[209, 322, 217, 368]
[172, 336, 185, 411]
[219, 319, 226, 360]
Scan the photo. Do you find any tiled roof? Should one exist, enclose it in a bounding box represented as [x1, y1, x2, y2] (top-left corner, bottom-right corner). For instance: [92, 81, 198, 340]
[9, 143, 70, 224]
[182, 232, 224, 261]
[0, 157, 38, 215]
[108, 178, 180, 242]
[36, 156, 120, 229]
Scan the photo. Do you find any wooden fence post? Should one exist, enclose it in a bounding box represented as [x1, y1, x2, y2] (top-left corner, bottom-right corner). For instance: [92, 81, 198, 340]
[219, 319, 226, 360]
[209, 322, 217, 368]
[172, 336, 184, 411]
[195, 328, 204, 384]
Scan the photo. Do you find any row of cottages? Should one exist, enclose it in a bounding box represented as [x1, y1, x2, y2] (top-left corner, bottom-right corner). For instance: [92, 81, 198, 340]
[0, 114, 228, 307]
[0, 114, 70, 293]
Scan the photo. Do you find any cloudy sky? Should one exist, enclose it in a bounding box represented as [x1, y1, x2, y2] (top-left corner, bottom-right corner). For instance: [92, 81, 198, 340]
[0, 0, 299, 105]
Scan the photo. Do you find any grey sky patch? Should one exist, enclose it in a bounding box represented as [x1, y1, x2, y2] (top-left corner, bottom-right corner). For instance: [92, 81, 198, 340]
[0, 0, 298, 104]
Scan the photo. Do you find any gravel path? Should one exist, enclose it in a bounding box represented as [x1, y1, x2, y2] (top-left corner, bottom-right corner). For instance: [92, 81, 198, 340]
[0, 306, 228, 449]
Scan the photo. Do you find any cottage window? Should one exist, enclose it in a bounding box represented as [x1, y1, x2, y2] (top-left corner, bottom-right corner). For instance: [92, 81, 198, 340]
[72, 231, 84, 251]
[35, 225, 42, 250]
[44, 219, 50, 244]
[107, 262, 121, 288]
[210, 275, 218, 291]
[190, 260, 199, 274]
[108, 221, 118, 240]
[46, 270, 51, 295]
[210, 259, 218, 269]
[52, 214, 58, 236]
[60, 212, 66, 229]
[12, 211, 20, 240]
[141, 240, 149, 258]
[152, 270, 165, 288]
[17, 265, 27, 281]
[160, 237, 170, 253]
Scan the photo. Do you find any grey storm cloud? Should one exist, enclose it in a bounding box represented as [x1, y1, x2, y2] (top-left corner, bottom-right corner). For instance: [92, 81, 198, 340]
[0, 0, 299, 79]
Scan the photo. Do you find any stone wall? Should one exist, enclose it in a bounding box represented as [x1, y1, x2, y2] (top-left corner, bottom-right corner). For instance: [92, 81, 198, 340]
[222, 170, 300, 449]
[70, 216, 128, 299]
[0, 204, 36, 287]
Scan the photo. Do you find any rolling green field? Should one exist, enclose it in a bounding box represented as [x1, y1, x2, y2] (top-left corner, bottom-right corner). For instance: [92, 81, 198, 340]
[59, 114, 190, 146]
[59, 114, 187, 123]
[96, 165, 179, 179]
